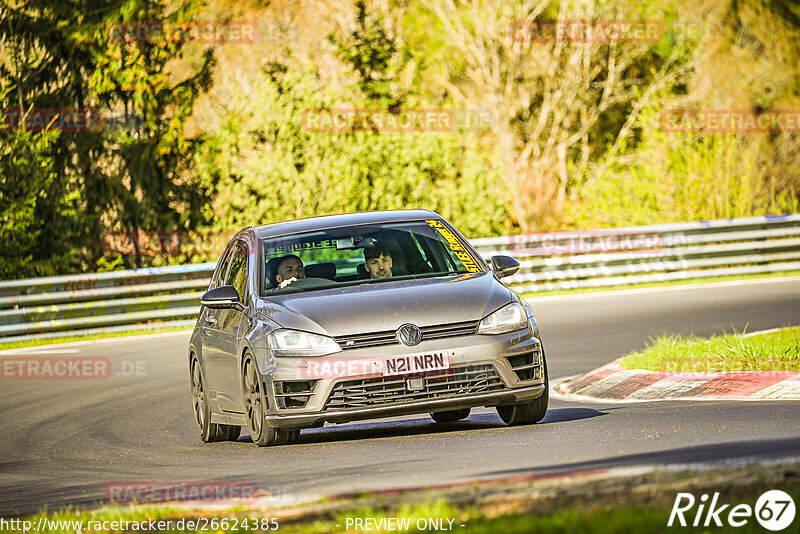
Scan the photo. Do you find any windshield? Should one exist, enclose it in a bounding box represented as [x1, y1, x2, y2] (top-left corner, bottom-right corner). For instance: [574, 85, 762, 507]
[260, 219, 483, 294]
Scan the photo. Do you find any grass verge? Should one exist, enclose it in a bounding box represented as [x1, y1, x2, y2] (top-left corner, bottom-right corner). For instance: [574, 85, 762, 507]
[620, 326, 800, 372]
[520, 270, 800, 298]
[0, 325, 191, 351]
[5, 461, 799, 533]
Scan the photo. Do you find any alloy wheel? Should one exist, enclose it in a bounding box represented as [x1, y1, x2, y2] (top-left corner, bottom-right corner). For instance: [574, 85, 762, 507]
[243, 358, 263, 437]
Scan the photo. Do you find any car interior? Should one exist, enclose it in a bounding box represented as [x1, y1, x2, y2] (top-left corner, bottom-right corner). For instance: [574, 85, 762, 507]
[263, 227, 460, 291]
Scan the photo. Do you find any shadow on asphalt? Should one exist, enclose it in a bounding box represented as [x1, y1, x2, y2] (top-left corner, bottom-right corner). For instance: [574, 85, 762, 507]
[539, 407, 617, 424]
[474, 436, 800, 480]
[235, 407, 614, 446]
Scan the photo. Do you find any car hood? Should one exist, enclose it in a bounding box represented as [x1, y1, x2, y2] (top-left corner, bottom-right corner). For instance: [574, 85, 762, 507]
[256, 271, 513, 337]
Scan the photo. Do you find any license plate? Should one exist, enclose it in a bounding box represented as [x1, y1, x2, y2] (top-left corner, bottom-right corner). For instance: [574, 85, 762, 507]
[381, 352, 450, 377]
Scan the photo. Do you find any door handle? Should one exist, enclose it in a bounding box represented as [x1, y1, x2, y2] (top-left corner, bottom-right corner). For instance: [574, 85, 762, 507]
[205, 316, 217, 325]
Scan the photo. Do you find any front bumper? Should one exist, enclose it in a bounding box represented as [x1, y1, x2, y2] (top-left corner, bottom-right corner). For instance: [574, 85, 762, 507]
[260, 325, 545, 429]
[265, 384, 545, 428]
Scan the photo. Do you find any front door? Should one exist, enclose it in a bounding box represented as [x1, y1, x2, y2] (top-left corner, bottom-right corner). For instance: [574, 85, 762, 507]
[214, 241, 250, 413]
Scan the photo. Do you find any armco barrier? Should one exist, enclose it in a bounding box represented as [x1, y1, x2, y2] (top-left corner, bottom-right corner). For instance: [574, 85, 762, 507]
[475, 214, 800, 292]
[1, 215, 798, 343]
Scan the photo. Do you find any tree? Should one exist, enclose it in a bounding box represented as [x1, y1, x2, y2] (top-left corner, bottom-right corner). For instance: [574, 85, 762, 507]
[0, 88, 66, 278]
[86, 0, 215, 268]
[421, 0, 702, 231]
[194, 0, 511, 240]
[0, 0, 215, 276]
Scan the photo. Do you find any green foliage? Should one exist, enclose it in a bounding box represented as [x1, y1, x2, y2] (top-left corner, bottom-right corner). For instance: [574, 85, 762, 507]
[0, 105, 69, 278]
[565, 105, 799, 229]
[0, 0, 215, 277]
[328, 0, 409, 107]
[195, 2, 510, 246]
[195, 64, 511, 243]
[2, 0, 800, 278]
[84, 0, 216, 268]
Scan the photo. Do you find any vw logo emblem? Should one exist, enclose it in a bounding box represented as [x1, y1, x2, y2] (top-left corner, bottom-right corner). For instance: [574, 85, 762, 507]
[396, 323, 422, 346]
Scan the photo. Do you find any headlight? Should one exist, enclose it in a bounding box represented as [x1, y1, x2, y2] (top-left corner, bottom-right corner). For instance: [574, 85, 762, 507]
[519, 297, 539, 337]
[477, 302, 528, 334]
[268, 329, 342, 357]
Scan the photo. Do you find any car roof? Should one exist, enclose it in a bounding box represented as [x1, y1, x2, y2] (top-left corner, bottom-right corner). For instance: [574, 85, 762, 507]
[247, 209, 441, 240]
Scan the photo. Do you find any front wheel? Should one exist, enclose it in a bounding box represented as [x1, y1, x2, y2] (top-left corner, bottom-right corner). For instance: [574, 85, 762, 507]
[497, 352, 549, 426]
[190, 355, 241, 442]
[242, 353, 299, 447]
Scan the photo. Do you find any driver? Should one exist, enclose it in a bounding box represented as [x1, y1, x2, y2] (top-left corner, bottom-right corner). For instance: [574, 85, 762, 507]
[275, 254, 305, 289]
[364, 241, 393, 279]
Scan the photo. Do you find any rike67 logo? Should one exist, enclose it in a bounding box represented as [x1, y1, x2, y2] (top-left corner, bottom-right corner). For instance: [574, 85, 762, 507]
[668, 490, 796, 531]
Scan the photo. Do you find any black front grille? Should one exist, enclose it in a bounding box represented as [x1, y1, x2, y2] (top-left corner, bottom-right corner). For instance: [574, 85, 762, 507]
[506, 350, 541, 381]
[323, 363, 504, 411]
[334, 320, 479, 350]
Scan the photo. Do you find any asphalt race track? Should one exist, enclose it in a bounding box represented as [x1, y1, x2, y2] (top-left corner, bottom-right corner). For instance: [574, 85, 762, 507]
[2, 277, 800, 516]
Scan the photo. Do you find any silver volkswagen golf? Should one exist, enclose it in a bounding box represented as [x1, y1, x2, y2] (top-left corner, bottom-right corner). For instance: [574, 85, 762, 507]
[188, 210, 548, 446]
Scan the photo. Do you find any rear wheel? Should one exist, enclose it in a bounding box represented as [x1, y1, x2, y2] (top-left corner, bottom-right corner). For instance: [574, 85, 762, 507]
[242, 353, 298, 447]
[190, 355, 240, 442]
[497, 353, 549, 426]
[430, 408, 471, 423]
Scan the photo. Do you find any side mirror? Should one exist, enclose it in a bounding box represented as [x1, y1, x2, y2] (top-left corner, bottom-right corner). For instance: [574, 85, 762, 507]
[201, 285, 243, 309]
[490, 255, 520, 279]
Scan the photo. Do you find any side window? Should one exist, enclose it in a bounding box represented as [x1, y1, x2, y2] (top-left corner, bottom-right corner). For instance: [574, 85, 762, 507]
[211, 244, 235, 289]
[225, 242, 249, 301]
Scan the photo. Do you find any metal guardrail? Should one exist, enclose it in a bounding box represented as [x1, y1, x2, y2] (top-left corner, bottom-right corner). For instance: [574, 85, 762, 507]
[1, 214, 799, 343]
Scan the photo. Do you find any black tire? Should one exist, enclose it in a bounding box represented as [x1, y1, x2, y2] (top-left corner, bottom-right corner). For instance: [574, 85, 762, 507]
[223, 425, 242, 441]
[430, 408, 471, 423]
[190, 355, 239, 442]
[497, 352, 549, 426]
[242, 353, 297, 447]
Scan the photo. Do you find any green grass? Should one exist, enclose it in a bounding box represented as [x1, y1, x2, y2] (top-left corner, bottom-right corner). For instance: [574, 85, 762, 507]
[0, 325, 191, 351]
[520, 270, 800, 298]
[620, 326, 800, 372]
[7, 489, 800, 534]
[0, 504, 188, 534]
[286, 500, 669, 534]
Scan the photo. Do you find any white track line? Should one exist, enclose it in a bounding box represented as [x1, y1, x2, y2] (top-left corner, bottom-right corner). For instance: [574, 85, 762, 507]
[0, 329, 192, 354]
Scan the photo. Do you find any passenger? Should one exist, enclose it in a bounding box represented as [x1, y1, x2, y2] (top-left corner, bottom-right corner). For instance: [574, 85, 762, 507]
[275, 254, 305, 289]
[363, 242, 393, 279]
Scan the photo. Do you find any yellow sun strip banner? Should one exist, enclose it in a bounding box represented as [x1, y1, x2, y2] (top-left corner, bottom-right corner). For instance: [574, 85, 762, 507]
[425, 220, 481, 272]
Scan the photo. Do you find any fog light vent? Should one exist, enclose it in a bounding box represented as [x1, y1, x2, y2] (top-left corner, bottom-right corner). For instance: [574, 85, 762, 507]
[506, 351, 540, 381]
[274, 380, 316, 409]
